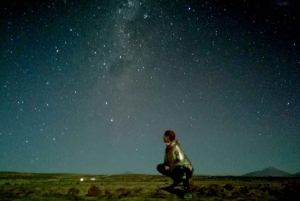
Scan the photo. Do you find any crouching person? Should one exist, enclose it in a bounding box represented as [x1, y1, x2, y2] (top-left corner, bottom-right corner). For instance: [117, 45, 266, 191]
[157, 130, 194, 199]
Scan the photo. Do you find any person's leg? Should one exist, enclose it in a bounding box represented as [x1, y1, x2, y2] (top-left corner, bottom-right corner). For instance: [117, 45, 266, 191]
[170, 165, 186, 186]
[187, 167, 193, 179]
[182, 167, 193, 198]
[157, 164, 171, 177]
[172, 166, 187, 179]
[183, 176, 190, 192]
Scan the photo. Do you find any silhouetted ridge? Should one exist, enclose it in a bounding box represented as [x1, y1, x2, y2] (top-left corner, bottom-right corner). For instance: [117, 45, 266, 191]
[244, 167, 293, 177]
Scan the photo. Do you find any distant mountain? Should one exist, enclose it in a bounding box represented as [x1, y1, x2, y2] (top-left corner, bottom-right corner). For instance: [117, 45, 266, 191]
[294, 172, 300, 177]
[243, 167, 293, 177]
[122, 171, 134, 175]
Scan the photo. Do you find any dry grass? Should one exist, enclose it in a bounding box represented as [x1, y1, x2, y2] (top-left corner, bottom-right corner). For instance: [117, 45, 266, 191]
[0, 172, 299, 200]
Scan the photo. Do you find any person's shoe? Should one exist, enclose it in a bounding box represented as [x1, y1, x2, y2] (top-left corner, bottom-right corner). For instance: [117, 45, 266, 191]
[183, 192, 192, 199]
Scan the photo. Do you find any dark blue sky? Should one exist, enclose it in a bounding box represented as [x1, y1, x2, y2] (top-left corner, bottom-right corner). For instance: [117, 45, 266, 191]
[1, 0, 299, 175]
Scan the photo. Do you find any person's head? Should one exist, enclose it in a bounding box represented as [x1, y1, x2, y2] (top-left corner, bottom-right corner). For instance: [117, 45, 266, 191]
[163, 130, 176, 144]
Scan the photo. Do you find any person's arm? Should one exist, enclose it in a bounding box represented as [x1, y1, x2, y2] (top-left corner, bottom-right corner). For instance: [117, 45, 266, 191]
[174, 144, 185, 166]
[163, 150, 169, 166]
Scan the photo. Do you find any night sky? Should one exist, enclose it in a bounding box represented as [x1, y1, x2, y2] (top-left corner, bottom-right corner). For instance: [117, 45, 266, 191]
[1, 0, 299, 176]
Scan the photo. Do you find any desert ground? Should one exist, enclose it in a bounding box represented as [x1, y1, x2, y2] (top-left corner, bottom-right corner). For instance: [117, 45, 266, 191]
[0, 172, 299, 200]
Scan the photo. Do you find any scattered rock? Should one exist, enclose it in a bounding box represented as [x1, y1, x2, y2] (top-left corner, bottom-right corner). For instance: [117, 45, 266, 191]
[68, 187, 79, 196]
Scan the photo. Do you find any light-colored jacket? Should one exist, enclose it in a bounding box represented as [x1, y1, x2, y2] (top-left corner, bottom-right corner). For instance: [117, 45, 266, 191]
[164, 140, 193, 173]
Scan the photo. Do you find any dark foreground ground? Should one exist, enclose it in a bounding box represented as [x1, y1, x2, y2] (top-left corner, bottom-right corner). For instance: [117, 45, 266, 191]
[0, 172, 300, 200]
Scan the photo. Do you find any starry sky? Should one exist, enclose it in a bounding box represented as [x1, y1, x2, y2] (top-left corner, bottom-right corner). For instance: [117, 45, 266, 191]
[0, 0, 299, 176]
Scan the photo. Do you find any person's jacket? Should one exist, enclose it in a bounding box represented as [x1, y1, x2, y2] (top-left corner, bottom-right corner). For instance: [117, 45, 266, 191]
[164, 140, 193, 173]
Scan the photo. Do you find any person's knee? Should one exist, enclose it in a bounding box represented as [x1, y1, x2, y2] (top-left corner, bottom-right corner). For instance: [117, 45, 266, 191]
[187, 168, 193, 178]
[157, 164, 164, 173]
[173, 166, 193, 179]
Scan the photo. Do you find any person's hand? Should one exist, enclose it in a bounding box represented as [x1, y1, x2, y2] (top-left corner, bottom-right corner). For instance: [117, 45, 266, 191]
[164, 166, 170, 171]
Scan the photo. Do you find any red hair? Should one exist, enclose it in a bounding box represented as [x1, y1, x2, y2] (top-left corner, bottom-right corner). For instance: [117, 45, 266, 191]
[164, 130, 176, 142]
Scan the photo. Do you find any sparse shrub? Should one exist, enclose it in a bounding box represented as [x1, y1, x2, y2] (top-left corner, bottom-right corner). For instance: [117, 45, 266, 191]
[198, 186, 208, 196]
[133, 187, 143, 195]
[231, 191, 241, 198]
[268, 188, 279, 196]
[260, 186, 271, 193]
[87, 185, 101, 196]
[105, 190, 117, 199]
[116, 187, 130, 198]
[15, 187, 36, 197]
[209, 184, 219, 196]
[239, 186, 249, 194]
[0, 189, 15, 199]
[197, 185, 220, 197]
[68, 187, 80, 196]
[223, 184, 234, 191]
[26, 188, 35, 196]
[66, 195, 85, 201]
[281, 183, 300, 198]
[150, 189, 169, 199]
